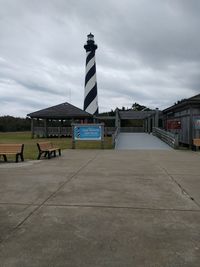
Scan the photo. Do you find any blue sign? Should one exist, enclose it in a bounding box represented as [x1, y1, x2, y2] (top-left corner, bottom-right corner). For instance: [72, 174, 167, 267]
[74, 125, 102, 140]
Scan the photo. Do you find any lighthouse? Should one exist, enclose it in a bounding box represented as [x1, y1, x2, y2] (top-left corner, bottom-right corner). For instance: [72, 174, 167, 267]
[83, 33, 98, 115]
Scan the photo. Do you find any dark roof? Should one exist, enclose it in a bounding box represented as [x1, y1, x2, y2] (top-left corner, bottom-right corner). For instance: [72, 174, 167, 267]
[27, 102, 93, 119]
[163, 94, 200, 113]
[189, 94, 200, 101]
[119, 110, 156, 120]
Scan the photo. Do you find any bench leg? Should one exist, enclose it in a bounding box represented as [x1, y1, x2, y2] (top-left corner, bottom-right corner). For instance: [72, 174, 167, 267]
[53, 151, 56, 157]
[20, 153, 24, 162]
[37, 152, 42, 160]
[3, 155, 7, 162]
[192, 145, 197, 151]
[58, 149, 61, 156]
[48, 152, 51, 159]
[16, 153, 24, 162]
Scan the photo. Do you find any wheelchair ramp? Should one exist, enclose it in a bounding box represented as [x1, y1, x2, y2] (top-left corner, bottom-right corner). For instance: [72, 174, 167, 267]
[115, 133, 171, 150]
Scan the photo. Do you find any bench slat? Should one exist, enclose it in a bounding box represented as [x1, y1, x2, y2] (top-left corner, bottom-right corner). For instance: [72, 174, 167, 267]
[0, 144, 23, 153]
[0, 144, 24, 162]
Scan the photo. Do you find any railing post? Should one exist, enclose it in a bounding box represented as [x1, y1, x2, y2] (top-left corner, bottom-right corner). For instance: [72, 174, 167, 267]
[174, 133, 179, 149]
[112, 127, 119, 148]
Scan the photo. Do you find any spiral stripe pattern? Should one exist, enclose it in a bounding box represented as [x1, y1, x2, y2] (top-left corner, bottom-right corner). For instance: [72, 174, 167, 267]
[84, 51, 98, 115]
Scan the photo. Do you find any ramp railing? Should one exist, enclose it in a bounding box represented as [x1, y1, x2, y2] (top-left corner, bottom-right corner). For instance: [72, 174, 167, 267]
[112, 127, 120, 148]
[153, 127, 179, 149]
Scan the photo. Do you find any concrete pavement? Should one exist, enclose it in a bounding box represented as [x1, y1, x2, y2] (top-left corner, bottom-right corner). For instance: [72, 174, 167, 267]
[0, 149, 200, 266]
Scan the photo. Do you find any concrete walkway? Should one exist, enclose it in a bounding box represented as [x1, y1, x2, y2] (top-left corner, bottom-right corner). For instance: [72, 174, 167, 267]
[116, 132, 171, 150]
[0, 149, 200, 266]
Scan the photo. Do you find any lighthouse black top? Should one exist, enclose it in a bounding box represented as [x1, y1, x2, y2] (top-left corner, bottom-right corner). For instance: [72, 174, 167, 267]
[84, 33, 98, 52]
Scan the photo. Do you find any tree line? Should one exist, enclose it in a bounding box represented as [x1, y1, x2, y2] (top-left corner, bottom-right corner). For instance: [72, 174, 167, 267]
[0, 103, 151, 132]
[0, 116, 31, 132]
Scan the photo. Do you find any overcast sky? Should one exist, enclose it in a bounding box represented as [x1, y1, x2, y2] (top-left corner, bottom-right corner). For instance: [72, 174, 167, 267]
[0, 0, 200, 117]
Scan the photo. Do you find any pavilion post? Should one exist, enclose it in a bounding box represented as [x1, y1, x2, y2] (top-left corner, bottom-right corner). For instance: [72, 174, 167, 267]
[36, 119, 39, 138]
[144, 119, 148, 132]
[31, 118, 34, 139]
[44, 119, 48, 138]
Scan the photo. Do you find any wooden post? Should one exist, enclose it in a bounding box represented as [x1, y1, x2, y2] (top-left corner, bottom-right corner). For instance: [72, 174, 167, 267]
[148, 117, 151, 133]
[71, 124, 75, 149]
[155, 108, 159, 128]
[152, 115, 155, 131]
[189, 106, 193, 149]
[101, 123, 104, 149]
[31, 118, 34, 139]
[144, 119, 148, 132]
[115, 108, 121, 129]
[44, 119, 48, 138]
[36, 118, 39, 138]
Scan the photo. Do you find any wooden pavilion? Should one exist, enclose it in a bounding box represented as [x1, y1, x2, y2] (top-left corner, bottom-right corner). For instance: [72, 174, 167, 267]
[27, 102, 93, 138]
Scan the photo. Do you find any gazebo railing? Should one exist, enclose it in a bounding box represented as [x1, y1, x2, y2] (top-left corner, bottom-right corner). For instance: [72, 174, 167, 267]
[33, 126, 115, 137]
[33, 127, 72, 137]
[33, 127, 45, 137]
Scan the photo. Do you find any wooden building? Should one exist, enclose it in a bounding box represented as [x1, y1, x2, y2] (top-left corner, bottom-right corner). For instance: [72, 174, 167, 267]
[27, 102, 93, 138]
[162, 94, 200, 147]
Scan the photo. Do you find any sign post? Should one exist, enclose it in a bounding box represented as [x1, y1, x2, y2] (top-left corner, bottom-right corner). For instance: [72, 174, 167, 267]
[71, 123, 104, 149]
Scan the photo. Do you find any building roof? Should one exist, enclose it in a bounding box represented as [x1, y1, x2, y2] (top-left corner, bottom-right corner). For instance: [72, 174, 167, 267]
[119, 110, 156, 120]
[163, 94, 200, 113]
[27, 102, 93, 119]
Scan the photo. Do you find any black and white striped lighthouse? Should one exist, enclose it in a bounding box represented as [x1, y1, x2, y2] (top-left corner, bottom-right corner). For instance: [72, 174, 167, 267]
[83, 33, 98, 115]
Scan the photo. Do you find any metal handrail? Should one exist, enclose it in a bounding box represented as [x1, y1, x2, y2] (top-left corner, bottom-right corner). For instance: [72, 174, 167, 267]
[153, 127, 179, 149]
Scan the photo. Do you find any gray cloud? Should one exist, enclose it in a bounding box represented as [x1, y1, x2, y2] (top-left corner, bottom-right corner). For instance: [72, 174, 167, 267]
[0, 0, 199, 117]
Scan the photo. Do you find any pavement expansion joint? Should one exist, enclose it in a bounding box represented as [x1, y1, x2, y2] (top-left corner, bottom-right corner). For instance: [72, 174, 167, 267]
[0, 152, 99, 245]
[159, 166, 200, 209]
[0, 202, 39, 206]
[44, 203, 200, 213]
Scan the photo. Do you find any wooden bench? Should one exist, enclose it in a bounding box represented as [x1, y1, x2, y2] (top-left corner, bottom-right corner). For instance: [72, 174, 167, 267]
[193, 139, 200, 150]
[37, 142, 61, 160]
[0, 144, 24, 163]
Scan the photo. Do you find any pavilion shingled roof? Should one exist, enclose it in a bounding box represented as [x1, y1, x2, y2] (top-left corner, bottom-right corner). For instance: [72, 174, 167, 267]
[27, 102, 93, 119]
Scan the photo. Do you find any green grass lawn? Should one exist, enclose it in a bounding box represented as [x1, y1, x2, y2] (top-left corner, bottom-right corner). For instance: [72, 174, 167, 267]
[0, 132, 113, 161]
